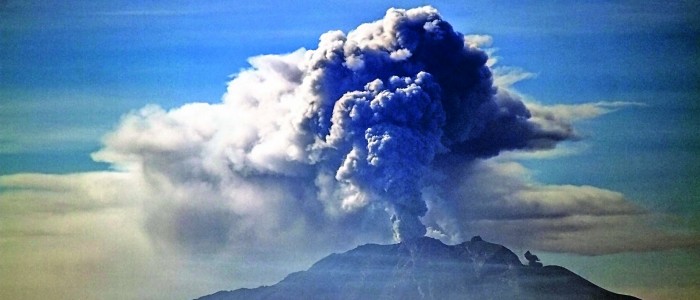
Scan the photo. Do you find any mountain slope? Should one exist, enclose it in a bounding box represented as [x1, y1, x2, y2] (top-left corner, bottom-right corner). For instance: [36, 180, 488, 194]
[198, 237, 638, 300]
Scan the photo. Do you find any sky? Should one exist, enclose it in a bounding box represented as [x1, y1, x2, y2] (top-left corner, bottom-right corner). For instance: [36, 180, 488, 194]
[1, 1, 699, 299]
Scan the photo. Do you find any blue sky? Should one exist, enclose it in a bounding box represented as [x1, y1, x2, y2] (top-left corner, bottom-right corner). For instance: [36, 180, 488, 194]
[1, 1, 699, 299]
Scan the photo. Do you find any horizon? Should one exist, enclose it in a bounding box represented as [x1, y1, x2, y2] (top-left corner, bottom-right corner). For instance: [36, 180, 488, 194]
[1, 1, 699, 299]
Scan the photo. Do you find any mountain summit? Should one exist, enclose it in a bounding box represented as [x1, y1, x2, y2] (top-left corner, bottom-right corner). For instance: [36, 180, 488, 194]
[197, 237, 638, 300]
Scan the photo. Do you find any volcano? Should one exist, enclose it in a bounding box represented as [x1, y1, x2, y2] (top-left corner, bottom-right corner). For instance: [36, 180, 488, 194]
[197, 237, 638, 300]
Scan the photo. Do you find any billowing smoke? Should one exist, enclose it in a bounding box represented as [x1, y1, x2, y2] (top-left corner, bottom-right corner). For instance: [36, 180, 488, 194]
[95, 6, 578, 245]
[298, 7, 571, 240]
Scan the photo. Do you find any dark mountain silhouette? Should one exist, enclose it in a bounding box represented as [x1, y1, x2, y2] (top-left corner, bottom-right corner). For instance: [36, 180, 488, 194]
[197, 237, 639, 300]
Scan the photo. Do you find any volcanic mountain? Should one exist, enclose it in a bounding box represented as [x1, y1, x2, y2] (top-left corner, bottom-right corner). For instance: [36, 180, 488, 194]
[197, 237, 638, 300]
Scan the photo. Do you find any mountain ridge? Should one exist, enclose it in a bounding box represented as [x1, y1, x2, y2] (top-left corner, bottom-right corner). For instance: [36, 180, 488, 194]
[197, 237, 639, 300]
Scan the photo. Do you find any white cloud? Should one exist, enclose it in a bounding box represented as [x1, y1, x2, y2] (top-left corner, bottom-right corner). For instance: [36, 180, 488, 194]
[527, 101, 646, 122]
[492, 66, 537, 88]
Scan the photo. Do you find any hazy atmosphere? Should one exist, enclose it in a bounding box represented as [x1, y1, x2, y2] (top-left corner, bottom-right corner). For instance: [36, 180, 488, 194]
[1, 1, 699, 299]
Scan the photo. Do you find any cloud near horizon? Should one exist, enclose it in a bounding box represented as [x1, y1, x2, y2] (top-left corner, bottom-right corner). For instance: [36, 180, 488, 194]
[1, 8, 698, 295]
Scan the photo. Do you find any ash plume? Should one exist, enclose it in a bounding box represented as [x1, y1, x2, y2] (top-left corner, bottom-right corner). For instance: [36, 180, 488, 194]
[95, 6, 588, 247]
[281, 6, 574, 240]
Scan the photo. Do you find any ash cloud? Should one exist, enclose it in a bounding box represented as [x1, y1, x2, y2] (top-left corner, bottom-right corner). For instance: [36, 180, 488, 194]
[90, 6, 674, 252]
